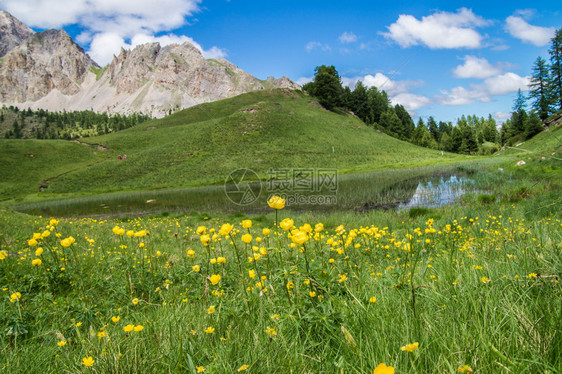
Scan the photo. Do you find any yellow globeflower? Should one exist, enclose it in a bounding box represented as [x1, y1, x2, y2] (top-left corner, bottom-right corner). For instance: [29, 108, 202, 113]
[82, 356, 95, 367]
[192, 265, 201, 272]
[369, 296, 377, 303]
[133, 325, 144, 332]
[31, 258, 42, 267]
[401, 342, 419, 352]
[373, 363, 395, 374]
[49, 218, 59, 226]
[262, 228, 271, 236]
[0, 250, 7, 260]
[267, 195, 286, 209]
[241, 234, 252, 243]
[60, 236, 75, 247]
[196, 226, 206, 235]
[209, 274, 221, 285]
[35, 247, 43, 256]
[41, 230, 51, 238]
[9, 292, 21, 302]
[123, 324, 134, 332]
[28, 238, 38, 247]
[280, 218, 294, 231]
[187, 249, 195, 258]
[112, 226, 125, 235]
[200, 234, 211, 246]
[207, 305, 215, 314]
[132, 298, 139, 305]
[218, 223, 233, 236]
[112, 316, 120, 323]
[134, 230, 147, 237]
[291, 230, 308, 245]
[241, 219, 252, 228]
[248, 270, 256, 279]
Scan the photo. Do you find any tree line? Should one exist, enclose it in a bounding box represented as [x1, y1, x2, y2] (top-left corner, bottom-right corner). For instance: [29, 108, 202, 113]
[500, 28, 562, 146]
[303, 28, 562, 155]
[1, 106, 151, 140]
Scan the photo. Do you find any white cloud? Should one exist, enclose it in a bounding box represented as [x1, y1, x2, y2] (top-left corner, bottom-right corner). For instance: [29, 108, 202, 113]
[0, 0, 226, 66]
[453, 55, 501, 79]
[505, 16, 555, 46]
[436, 72, 530, 106]
[391, 93, 432, 111]
[494, 111, 512, 123]
[382, 7, 489, 49]
[295, 77, 313, 86]
[305, 41, 331, 52]
[342, 73, 430, 112]
[87, 32, 227, 66]
[339, 32, 357, 43]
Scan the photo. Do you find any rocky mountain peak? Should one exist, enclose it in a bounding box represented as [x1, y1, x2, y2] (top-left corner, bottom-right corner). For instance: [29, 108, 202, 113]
[0, 10, 35, 57]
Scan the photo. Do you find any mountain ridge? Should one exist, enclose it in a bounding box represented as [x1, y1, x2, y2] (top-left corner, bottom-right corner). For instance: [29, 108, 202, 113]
[0, 10, 299, 117]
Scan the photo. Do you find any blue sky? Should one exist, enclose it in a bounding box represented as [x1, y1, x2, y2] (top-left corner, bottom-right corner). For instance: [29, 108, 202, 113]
[1, 0, 560, 123]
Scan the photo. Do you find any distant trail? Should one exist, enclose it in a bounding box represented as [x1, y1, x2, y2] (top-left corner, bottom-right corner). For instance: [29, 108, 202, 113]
[70, 139, 109, 151]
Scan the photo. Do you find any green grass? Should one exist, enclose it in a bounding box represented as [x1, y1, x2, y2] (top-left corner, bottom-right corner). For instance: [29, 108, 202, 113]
[0, 89, 468, 203]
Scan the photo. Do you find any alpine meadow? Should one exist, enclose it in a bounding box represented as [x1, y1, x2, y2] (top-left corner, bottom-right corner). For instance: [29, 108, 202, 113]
[0, 3, 561, 374]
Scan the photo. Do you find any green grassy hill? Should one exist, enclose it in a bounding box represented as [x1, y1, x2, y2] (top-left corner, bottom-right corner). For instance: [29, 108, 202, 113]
[1, 89, 466, 201]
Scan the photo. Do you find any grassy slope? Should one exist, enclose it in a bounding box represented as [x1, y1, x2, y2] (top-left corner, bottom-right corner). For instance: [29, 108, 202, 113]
[1, 89, 467, 200]
[0, 140, 104, 200]
[49, 90, 465, 194]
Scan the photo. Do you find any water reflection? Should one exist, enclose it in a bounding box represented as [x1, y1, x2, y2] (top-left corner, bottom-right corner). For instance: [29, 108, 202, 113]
[397, 175, 473, 210]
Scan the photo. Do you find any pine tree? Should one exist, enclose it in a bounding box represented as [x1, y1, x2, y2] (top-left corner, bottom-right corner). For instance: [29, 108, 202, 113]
[528, 56, 552, 119]
[549, 29, 562, 111]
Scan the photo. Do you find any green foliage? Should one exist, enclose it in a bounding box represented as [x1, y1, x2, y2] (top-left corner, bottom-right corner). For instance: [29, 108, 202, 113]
[0, 106, 150, 140]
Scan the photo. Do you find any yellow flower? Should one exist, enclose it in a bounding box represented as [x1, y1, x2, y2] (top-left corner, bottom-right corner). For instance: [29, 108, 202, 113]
[238, 364, 250, 371]
[134, 325, 144, 332]
[315, 223, 324, 232]
[217, 257, 226, 264]
[267, 195, 286, 209]
[242, 219, 252, 228]
[192, 265, 201, 272]
[82, 356, 94, 367]
[75, 322, 82, 327]
[218, 223, 233, 236]
[112, 226, 125, 235]
[200, 234, 211, 246]
[134, 230, 147, 237]
[291, 230, 308, 245]
[209, 274, 221, 285]
[480, 276, 491, 284]
[262, 228, 270, 236]
[248, 270, 256, 279]
[528, 273, 537, 279]
[338, 274, 347, 283]
[286, 281, 294, 290]
[187, 249, 195, 257]
[401, 342, 419, 352]
[369, 296, 377, 303]
[28, 238, 38, 247]
[60, 236, 75, 247]
[9, 292, 21, 303]
[280, 218, 294, 231]
[266, 326, 277, 337]
[373, 363, 395, 374]
[112, 316, 120, 323]
[31, 258, 42, 266]
[57, 340, 67, 347]
[0, 250, 7, 260]
[196, 366, 206, 372]
[124, 324, 134, 332]
[132, 298, 139, 305]
[49, 218, 59, 226]
[97, 331, 106, 339]
[196, 226, 206, 235]
[309, 291, 316, 298]
[35, 247, 43, 256]
[207, 306, 215, 314]
[241, 234, 252, 243]
[204, 326, 215, 334]
[457, 364, 473, 373]
[126, 230, 134, 237]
